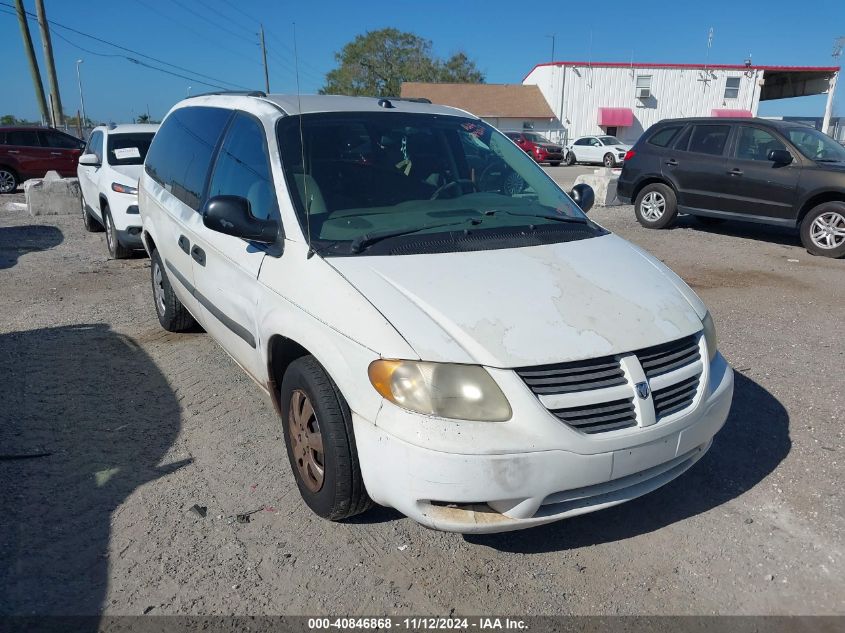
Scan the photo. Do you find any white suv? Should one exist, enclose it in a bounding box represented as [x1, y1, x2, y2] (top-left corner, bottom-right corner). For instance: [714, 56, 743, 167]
[138, 93, 733, 533]
[78, 123, 159, 258]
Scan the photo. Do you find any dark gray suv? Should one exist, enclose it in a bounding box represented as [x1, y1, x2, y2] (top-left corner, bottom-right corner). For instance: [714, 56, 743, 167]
[617, 117, 845, 258]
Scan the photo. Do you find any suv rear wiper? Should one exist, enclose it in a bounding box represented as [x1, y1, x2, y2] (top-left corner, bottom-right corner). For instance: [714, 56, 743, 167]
[349, 218, 482, 254]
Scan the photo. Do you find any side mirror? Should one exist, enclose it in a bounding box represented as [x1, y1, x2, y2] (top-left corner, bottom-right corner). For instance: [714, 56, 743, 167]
[78, 153, 100, 166]
[202, 195, 279, 244]
[768, 149, 793, 164]
[570, 183, 595, 213]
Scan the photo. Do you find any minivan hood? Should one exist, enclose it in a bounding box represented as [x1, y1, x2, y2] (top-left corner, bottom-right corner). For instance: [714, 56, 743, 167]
[109, 164, 143, 182]
[329, 234, 705, 368]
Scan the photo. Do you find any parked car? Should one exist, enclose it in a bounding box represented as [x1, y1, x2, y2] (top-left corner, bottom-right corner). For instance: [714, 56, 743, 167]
[565, 135, 632, 167]
[78, 124, 159, 258]
[0, 126, 85, 194]
[504, 131, 564, 166]
[618, 117, 845, 258]
[139, 93, 732, 533]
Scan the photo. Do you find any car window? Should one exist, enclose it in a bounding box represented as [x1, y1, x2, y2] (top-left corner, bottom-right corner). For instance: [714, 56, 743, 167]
[648, 126, 682, 147]
[598, 136, 621, 145]
[40, 131, 83, 149]
[590, 138, 602, 147]
[85, 131, 103, 161]
[7, 130, 40, 147]
[107, 132, 155, 166]
[786, 127, 845, 162]
[673, 126, 692, 151]
[688, 125, 730, 156]
[573, 138, 589, 146]
[207, 113, 278, 221]
[144, 106, 232, 211]
[734, 127, 787, 161]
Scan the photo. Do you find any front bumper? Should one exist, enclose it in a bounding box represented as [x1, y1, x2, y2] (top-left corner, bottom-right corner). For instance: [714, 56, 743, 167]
[354, 356, 733, 533]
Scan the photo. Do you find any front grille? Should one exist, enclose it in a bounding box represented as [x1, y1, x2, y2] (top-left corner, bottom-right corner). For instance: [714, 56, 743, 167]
[516, 356, 626, 395]
[636, 335, 699, 379]
[549, 397, 636, 434]
[653, 374, 699, 420]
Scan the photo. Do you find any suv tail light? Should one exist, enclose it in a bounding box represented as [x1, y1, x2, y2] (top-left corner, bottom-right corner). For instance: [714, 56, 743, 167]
[624, 149, 636, 161]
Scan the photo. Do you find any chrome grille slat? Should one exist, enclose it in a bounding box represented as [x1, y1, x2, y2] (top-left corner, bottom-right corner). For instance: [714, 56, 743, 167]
[653, 375, 699, 420]
[637, 335, 700, 379]
[550, 397, 637, 434]
[516, 356, 626, 395]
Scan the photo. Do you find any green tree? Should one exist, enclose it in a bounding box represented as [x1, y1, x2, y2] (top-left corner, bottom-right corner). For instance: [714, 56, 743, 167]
[0, 114, 15, 125]
[137, 113, 151, 123]
[321, 28, 484, 96]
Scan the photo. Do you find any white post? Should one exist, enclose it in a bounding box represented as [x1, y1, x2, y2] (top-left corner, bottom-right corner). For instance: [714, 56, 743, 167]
[822, 71, 838, 135]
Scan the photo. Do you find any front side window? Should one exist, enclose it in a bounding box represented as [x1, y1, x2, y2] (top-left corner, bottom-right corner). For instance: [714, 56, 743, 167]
[207, 113, 278, 220]
[734, 127, 786, 161]
[144, 106, 231, 211]
[106, 132, 155, 166]
[276, 113, 603, 256]
[7, 130, 40, 147]
[85, 131, 103, 161]
[786, 126, 845, 162]
[688, 125, 730, 156]
[724, 77, 741, 99]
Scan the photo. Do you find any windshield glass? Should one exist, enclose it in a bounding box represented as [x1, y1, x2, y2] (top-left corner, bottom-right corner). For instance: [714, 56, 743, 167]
[786, 127, 845, 162]
[599, 136, 622, 145]
[276, 113, 600, 256]
[522, 132, 546, 143]
[107, 132, 155, 166]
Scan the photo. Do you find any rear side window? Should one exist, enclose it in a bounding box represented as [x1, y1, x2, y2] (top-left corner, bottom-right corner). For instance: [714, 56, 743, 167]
[688, 125, 730, 156]
[207, 113, 278, 220]
[648, 126, 682, 148]
[7, 130, 40, 147]
[40, 131, 83, 149]
[145, 106, 231, 211]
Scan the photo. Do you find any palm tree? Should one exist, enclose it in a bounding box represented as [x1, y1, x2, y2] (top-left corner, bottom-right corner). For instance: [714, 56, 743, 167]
[137, 113, 151, 123]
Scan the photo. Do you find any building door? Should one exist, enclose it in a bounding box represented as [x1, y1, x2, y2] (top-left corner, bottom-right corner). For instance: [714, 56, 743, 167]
[605, 127, 618, 137]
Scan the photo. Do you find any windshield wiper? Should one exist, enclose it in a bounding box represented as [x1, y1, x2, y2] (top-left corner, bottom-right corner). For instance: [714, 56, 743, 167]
[349, 218, 482, 254]
[815, 158, 843, 163]
[483, 209, 588, 224]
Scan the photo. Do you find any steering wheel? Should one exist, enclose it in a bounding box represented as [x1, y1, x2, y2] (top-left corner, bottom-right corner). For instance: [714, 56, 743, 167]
[429, 179, 478, 200]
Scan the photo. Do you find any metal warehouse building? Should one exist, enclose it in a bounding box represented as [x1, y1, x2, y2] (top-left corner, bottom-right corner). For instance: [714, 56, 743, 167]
[523, 61, 840, 145]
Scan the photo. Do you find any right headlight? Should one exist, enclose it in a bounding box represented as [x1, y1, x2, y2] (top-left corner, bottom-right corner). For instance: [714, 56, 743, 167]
[368, 360, 512, 422]
[702, 311, 718, 362]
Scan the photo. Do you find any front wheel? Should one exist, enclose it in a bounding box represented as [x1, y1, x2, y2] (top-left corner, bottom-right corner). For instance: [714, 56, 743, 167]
[800, 201, 845, 258]
[280, 356, 373, 520]
[0, 167, 18, 194]
[564, 152, 576, 166]
[634, 183, 678, 229]
[603, 153, 617, 168]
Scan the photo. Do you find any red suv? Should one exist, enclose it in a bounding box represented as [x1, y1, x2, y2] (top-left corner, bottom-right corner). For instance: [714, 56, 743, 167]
[0, 126, 85, 193]
[505, 131, 564, 166]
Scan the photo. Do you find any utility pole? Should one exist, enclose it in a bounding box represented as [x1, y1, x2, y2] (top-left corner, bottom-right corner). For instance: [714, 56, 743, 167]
[546, 34, 555, 63]
[14, 0, 49, 124]
[259, 24, 270, 93]
[35, 0, 64, 126]
[76, 59, 87, 131]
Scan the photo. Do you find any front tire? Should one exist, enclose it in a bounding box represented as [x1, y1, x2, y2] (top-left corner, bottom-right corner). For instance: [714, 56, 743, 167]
[103, 207, 132, 259]
[634, 183, 678, 229]
[280, 356, 372, 521]
[800, 201, 845, 258]
[603, 153, 616, 168]
[564, 152, 576, 166]
[150, 248, 196, 332]
[0, 167, 18, 194]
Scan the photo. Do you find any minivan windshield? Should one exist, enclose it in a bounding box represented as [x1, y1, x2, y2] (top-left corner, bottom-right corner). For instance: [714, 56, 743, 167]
[276, 113, 600, 255]
[786, 127, 845, 162]
[107, 132, 155, 166]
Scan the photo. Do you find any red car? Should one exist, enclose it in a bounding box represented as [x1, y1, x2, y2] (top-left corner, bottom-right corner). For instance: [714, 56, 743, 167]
[504, 131, 564, 166]
[0, 126, 86, 194]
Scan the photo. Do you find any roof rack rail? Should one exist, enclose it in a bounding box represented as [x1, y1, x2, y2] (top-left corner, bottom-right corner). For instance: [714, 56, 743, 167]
[186, 90, 268, 99]
[381, 96, 432, 104]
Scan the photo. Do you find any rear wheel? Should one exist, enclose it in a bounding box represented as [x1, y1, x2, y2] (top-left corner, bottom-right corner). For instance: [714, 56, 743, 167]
[800, 201, 845, 258]
[634, 183, 678, 229]
[603, 153, 616, 168]
[103, 207, 132, 259]
[150, 248, 196, 331]
[280, 356, 373, 520]
[81, 194, 103, 232]
[0, 167, 18, 194]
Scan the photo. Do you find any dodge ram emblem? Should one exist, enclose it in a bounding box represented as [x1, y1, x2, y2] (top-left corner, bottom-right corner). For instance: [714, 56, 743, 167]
[636, 381, 650, 399]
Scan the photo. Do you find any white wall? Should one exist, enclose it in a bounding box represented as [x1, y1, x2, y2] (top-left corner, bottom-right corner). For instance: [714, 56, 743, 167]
[524, 64, 762, 144]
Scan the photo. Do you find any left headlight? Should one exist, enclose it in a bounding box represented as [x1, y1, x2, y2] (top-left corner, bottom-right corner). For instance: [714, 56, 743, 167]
[111, 182, 137, 195]
[702, 311, 718, 362]
[368, 360, 512, 422]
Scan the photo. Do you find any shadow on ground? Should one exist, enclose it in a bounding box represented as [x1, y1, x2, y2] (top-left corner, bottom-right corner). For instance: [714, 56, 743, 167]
[0, 324, 185, 615]
[0, 225, 64, 270]
[465, 371, 790, 552]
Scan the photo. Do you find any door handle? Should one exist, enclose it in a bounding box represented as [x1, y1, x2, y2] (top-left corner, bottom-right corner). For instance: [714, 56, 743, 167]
[190, 245, 206, 266]
[665, 159, 678, 166]
[177, 235, 190, 254]
[728, 168, 744, 176]
[50, 152, 62, 156]
[7, 150, 19, 154]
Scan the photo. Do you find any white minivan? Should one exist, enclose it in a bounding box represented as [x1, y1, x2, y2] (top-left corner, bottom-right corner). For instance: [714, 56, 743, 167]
[138, 92, 733, 533]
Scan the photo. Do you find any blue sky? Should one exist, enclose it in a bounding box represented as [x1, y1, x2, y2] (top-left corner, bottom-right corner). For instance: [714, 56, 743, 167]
[1, 0, 843, 123]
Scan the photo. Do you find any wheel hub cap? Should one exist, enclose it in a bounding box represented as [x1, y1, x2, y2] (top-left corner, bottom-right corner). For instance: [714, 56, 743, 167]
[289, 389, 324, 492]
[0, 171, 14, 192]
[641, 192, 666, 221]
[810, 211, 845, 249]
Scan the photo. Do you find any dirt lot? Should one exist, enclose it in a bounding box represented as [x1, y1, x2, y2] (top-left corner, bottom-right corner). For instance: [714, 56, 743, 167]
[1, 171, 843, 616]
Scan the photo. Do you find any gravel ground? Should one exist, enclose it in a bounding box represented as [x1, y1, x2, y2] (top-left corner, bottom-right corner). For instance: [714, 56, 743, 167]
[0, 170, 843, 616]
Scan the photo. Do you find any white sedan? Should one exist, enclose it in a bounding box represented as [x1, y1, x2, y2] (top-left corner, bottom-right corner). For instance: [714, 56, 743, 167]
[565, 135, 631, 167]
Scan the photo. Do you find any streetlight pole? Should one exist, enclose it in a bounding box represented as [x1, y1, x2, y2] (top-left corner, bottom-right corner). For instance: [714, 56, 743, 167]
[76, 59, 87, 133]
[187, 85, 192, 97]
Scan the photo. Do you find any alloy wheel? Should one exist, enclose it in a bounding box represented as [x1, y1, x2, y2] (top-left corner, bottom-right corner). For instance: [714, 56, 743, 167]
[0, 170, 15, 194]
[640, 192, 666, 222]
[289, 389, 325, 493]
[604, 154, 615, 167]
[810, 211, 845, 250]
[152, 261, 166, 316]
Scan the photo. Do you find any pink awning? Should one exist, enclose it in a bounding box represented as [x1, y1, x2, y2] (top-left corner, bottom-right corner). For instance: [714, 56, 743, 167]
[597, 107, 634, 127]
[711, 109, 753, 118]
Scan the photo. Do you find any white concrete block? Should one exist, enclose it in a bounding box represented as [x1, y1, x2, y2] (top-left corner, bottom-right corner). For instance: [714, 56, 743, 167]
[573, 168, 622, 207]
[24, 171, 81, 217]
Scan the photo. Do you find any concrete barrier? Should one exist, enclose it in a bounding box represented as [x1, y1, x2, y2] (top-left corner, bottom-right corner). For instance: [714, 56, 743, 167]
[573, 168, 623, 207]
[24, 171, 81, 217]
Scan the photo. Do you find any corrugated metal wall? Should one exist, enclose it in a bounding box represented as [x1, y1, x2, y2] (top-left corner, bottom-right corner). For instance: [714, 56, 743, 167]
[525, 64, 761, 144]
